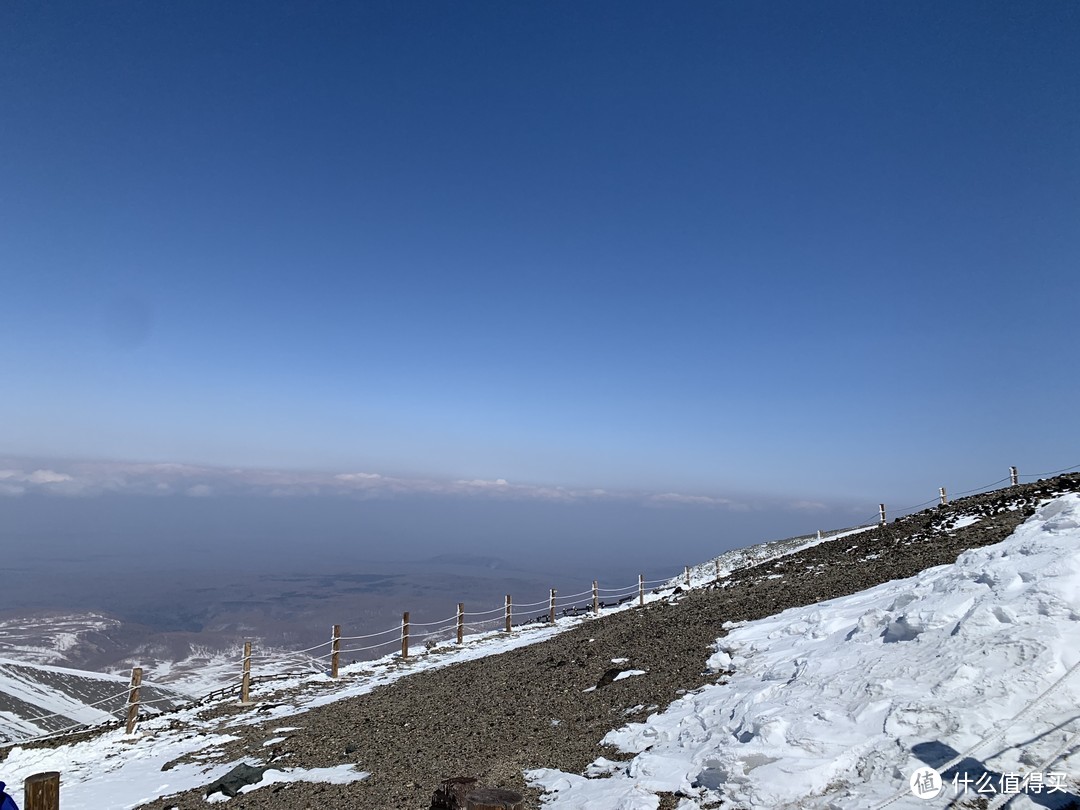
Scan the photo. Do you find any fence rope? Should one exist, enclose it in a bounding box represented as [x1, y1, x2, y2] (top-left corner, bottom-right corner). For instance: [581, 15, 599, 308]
[291, 639, 335, 654]
[869, 656, 1080, 810]
[338, 626, 400, 641]
[553, 587, 594, 600]
[599, 586, 640, 599]
[951, 476, 1012, 498]
[408, 613, 461, 627]
[463, 605, 506, 617]
[557, 591, 591, 604]
[514, 597, 552, 609]
[0, 716, 120, 749]
[1021, 463, 1080, 479]
[22, 686, 136, 725]
[338, 637, 402, 655]
[463, 619, 505, 633]
[136, 696, 186, 707]
[985, 723, 1080, 810]
[414, 623, 460, 640]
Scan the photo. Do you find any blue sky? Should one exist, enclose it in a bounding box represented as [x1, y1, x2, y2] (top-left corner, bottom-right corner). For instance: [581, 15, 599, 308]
[2, 1, 1078, 520]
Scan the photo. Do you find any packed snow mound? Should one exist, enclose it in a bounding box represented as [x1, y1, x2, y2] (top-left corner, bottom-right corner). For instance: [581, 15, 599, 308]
[530, 495, 1080, 809]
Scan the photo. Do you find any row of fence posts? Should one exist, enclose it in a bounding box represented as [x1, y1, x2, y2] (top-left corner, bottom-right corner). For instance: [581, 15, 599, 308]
[122, 466, 1039, 716]
[234, 560, 769, 695]
[327, 577, 649, 677]
[231, 575, 655, 695]
[875, 466, 1020, 526]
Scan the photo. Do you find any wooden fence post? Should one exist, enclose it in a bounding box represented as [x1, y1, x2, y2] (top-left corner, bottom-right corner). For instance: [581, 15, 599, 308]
[331, 624, 341, 679]
[684, 566, 690, 588]
[592, 580, 599, 615]
[1010, 466, 1019, 486]
[939, 487, 948, 505]
[879, 504, 886, 525]
[240, 642, 251, 704]
[125, 666, 142, 734]
[548, 589, 556, 624]
[504, 595, 512, 632]
[714, 559, 721, 582]
[457, 602, 464, 644]
[638, 574, 644, 607]
[23, 772, 60, 810]
[401, 612, 410, 659]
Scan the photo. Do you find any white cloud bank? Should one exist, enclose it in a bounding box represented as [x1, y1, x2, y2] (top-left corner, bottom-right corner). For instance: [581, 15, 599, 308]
[0, 457, 844, 516]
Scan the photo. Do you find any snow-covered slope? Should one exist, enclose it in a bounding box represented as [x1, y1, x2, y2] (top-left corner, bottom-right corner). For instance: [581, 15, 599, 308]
[529, 495, 1080, 809]
[0, 659, 187, 742]
[0, 614, 122, 668]
[679, 524, 875, 589]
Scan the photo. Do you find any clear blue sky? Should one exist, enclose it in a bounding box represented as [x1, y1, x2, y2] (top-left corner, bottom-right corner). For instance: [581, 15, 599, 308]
[2, 1, 1078, 510]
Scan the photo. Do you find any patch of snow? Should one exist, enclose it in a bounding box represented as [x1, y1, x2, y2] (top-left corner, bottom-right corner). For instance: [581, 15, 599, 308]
[952, 515, 981, 530]
[1, 717, 242, 809]
[211, 764, 367, 800]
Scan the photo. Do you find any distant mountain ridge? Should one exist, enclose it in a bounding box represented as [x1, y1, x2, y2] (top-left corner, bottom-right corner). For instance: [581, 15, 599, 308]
[422, 552, 508, 569]
[0, 612, 124, 669]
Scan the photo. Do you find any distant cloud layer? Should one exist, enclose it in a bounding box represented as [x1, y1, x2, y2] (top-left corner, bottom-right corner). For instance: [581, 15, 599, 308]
[0, 458, 842, 514]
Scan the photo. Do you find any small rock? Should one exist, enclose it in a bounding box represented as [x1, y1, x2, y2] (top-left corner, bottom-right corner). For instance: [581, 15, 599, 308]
[595, 667, 626, 689]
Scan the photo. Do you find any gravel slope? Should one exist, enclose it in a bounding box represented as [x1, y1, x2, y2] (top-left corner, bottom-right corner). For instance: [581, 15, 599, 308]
[130, 474, 1080, 810]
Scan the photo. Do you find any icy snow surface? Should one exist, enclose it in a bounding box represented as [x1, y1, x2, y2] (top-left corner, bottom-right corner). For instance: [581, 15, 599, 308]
[529, 495, 1080, 809]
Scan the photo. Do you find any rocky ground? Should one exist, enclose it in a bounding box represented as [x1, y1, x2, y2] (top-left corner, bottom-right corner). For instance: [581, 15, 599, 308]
[80, 475, 1080, 808]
